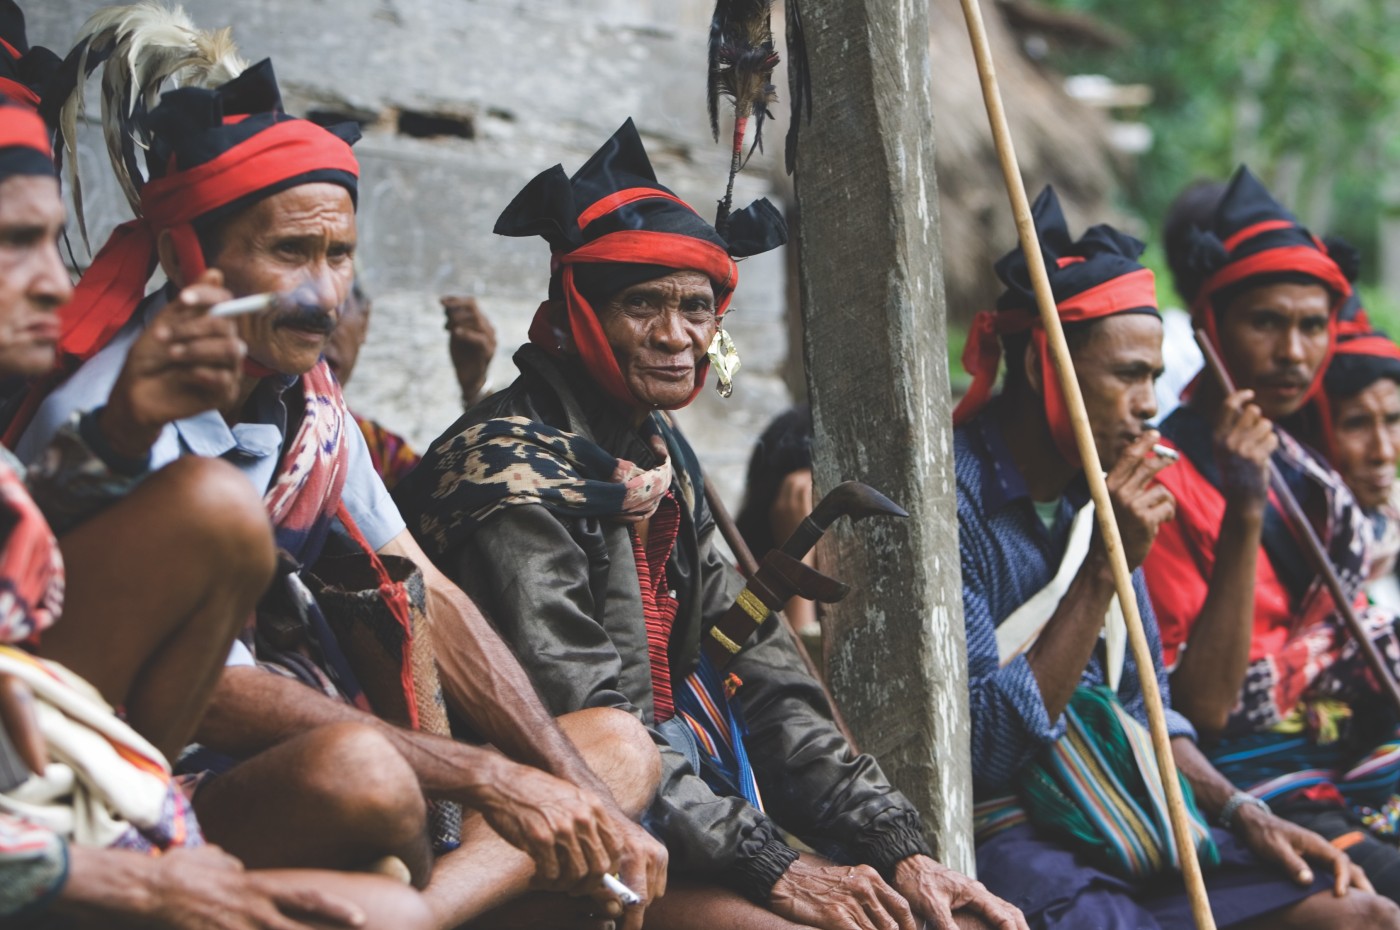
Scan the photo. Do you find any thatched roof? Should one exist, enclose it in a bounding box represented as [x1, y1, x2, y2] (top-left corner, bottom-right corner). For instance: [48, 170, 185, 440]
[928, 0, 1119, 322]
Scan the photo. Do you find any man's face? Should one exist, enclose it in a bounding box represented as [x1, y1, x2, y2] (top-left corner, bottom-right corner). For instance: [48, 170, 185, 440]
[1218, 282, 1331, 420]
[209, 183, 357, 376]
[597, 270, 718, 409]
[1329, 378, 1400, 511]
[324, 296, 369, 386]
[1066, 313, 1164, 469]
[0, 175, 72, 378]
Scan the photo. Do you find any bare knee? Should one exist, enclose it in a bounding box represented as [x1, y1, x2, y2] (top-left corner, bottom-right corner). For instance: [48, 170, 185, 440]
[299, 722, 426, 844]
[148, 456, 275, 587]
[560, 707, 661, 815]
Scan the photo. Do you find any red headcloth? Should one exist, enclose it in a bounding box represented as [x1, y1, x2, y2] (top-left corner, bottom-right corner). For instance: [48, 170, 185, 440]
[528, 187, 738, 409]
[0, 98, 50, 164]
[58, 119, 358, 363]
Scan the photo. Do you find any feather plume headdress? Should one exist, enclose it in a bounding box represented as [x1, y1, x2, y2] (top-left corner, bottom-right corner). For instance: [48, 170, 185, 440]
[707, 0, 809, 232]
[42, 2, 247, 251]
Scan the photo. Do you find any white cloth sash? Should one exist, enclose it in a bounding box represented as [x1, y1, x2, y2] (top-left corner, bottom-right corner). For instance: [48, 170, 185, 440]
[994, 502, 1127, 691]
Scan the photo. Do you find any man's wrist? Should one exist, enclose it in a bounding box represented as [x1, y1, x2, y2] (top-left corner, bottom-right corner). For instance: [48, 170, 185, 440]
[1218, 790, 1270, 832]
[97, 398, 161, 462]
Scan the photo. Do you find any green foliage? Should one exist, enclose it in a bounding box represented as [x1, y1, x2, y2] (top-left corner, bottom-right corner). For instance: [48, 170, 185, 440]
[1041, 0, 1400, 280]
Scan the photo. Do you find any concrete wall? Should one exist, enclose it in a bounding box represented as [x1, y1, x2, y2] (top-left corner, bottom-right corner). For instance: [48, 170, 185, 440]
[28, 0, 793, 506]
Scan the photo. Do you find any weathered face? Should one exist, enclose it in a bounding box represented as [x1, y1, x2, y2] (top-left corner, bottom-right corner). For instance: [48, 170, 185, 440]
[0, 175, 72, 378]
[1066, 313, 1164, 469]
[324, 296, 370, 386]
[1329, 378, 1400, 511]
[1218, 282, 1331, 420]
[208, 183, 357, 376]
[597, 270, 718, 409]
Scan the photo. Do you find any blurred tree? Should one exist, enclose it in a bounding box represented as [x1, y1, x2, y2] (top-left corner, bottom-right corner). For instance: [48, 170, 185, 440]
[1034, 0, 1400, 305]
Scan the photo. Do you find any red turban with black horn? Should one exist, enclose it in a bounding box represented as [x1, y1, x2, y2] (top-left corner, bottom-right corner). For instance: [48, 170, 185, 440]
[953, 185, 1159, 467]
[494, 118, 786, 410]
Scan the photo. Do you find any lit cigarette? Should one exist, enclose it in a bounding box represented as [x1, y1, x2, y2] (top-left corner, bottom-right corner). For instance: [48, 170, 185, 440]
[1152, 443, 1179, 462]
[603, 873, 641, 906]
[209, 293, 278, 317]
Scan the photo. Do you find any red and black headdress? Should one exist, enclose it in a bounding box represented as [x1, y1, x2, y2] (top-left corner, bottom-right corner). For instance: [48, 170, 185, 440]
[0, 93, 53, 183]
[0, 2, 58, 111]
[495, 118, 786, 409]
[52, 59, 359, 365]
[954, 186, 1159, 466]
[1176, 166, 1351, 403]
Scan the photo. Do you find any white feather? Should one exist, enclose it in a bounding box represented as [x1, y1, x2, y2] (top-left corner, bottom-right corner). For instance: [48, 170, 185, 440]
[51, 2, 247, 252]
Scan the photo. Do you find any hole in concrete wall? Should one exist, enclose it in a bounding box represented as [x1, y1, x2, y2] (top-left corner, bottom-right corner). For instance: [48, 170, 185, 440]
[397, 109, 475, 140]
[487, 107, 516, 123]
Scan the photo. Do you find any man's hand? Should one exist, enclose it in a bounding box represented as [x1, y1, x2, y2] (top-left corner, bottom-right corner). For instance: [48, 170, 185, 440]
[1213, 389, 1277, 511]
[891, 855, 1028, 930]
[0, 671, 45, 778]
[769, 858, 919, 930]
[472, 756, 623, 896]
[101, 270, 245, 460]
[96, 845, 365, 930]
[1095, 430, 1177, 570]
[1234, 804, 1372, 897]
[608, 812, 668, 930]
[442, 295, 496, 407]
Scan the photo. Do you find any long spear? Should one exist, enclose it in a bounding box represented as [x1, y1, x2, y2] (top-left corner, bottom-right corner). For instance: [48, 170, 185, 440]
[955, 1, 1216, 926]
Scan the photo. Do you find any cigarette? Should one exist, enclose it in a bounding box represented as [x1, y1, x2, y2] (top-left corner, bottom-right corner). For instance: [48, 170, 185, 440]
[603, 873, 641, 906]
[1151, 443, 1179, 462]
[208, 293, 278, 317]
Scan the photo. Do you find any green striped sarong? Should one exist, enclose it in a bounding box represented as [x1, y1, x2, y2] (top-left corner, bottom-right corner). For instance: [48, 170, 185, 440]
[1017, 685, 1219, 880]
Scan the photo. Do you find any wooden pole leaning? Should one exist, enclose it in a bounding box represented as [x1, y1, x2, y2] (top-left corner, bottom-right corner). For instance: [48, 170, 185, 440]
[1193, 331, 1400, 715]
[955, 1, 1216, 926]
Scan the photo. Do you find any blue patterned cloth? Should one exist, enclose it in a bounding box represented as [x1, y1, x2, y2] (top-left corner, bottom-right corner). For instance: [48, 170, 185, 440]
[955, 414, 1196, 796]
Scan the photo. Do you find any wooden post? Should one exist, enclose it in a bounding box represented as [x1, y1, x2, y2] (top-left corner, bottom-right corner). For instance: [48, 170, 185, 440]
[790, 0, 974, 871]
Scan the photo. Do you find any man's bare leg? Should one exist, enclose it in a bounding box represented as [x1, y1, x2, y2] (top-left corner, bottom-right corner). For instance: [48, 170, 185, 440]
[1237, 888, 1400, 929]
[254, 870, 436, 930]
[194, 720, 434, 886]
[40, 457, 276, 759]
[426, 707, 661, 929]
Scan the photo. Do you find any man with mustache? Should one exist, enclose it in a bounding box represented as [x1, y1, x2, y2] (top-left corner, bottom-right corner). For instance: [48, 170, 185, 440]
[1143, 167, 1400, 901]
[952, 187, 1387, 929]
[11, 32, 663, 930]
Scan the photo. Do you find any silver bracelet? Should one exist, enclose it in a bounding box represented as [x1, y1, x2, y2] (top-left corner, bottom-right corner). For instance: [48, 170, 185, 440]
[1218, 791, 1269, 831]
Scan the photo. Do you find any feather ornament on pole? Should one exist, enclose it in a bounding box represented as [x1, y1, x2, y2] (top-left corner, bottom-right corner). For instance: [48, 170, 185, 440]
[41, 1, 247, 253]
[708, 0, 780, 233]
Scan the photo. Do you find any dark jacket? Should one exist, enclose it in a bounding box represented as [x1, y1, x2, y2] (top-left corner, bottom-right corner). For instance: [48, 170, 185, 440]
[399, 346, 930, 901]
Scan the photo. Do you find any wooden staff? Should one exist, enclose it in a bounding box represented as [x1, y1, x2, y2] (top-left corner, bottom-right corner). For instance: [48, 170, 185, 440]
[956, 0, 1215, 925]
[703, 474, 861, 751]
[1193, 330, 1400, 714]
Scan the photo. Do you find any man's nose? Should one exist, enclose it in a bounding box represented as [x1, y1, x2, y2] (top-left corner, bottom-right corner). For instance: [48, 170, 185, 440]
[1278, 325, 1307, 365]
[1375, 422, 1397, 466]
[652, 307, 689, 351]
[31, 240, 74, 308]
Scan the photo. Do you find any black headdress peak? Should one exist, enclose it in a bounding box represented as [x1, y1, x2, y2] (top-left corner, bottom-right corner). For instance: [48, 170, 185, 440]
[994, 186, 1151, 313]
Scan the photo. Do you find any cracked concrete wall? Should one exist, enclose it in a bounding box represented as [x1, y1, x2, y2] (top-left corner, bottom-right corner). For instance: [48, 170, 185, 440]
[29, 0, 792, 506]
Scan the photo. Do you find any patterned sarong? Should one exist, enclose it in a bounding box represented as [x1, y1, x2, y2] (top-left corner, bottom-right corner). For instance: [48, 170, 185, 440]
[399, 412, 764, 809]
[977, 686, 1217, 880]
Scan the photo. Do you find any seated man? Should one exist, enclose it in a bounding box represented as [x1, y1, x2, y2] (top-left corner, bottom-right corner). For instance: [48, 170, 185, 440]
[17, 27, 663, 929]
[1144, 167, 1400, 900]
[953, 186, 1395, 928]
[394, 119, 1025, 930]
[0, 95, 429, 928]
[1306, 323, 1400, 609]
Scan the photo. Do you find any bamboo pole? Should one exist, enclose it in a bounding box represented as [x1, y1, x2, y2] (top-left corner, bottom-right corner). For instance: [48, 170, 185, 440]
[955, 0, 1216, 925]
[1194, 330, 1400, 715]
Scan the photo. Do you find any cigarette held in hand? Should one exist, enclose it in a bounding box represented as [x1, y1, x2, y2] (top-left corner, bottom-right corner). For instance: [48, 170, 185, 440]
[208, 293, 278, 318]
[1151, 443, 1179, 462]
[603, 873, 641, 906]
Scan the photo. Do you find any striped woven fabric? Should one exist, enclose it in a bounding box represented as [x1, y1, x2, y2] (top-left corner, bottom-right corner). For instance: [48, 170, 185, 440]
[675, 653, 763, 811]
[1013, 686, 1218, 879]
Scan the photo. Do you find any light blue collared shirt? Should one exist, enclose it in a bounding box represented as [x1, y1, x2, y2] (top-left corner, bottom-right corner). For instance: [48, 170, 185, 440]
[16, 291, 408, 664]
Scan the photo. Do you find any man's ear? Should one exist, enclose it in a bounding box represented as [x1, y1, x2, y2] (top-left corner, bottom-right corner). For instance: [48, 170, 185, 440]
[155, 229, 185, 288]
[1023, 340, 1044, 398]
